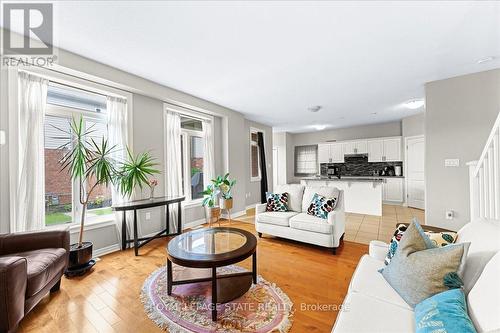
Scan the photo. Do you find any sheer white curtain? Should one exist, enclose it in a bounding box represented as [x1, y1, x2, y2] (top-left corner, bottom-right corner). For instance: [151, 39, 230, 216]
[107, 96, 129, 243]
[164, 110, 183, 232]
[202, 120, 215, 188]
[12, 72, 48, 232]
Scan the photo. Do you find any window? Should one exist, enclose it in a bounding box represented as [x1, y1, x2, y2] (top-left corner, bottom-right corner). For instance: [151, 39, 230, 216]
[180, 116, 205, 201]
[250, 129, 261, 181]
[295, 145, 318, 176]
[44, 83, 113, 226]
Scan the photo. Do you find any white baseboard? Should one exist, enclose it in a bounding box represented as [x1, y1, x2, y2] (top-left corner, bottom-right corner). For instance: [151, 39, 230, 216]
[245, 203, 259, 210]
[221, 209, 246, 219]
[93, 243, 121, 258]
[184, 218, 206, 229]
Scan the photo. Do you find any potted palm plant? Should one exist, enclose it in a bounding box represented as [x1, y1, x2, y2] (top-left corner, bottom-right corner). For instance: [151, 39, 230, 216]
[57, 117, 159, 275]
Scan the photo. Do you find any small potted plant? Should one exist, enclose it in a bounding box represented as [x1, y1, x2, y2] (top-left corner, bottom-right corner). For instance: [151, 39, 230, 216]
[56, 116, 159, 276]
[201, 184, 221, 227]
[214, 173, 236, 210]
[148, 178, 158, 199]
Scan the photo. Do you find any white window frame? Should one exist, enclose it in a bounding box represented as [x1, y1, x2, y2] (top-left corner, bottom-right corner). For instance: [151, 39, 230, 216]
[180, 126, 206, 205]
[250, 127, 262, 182]
[13, 67, 133, 228]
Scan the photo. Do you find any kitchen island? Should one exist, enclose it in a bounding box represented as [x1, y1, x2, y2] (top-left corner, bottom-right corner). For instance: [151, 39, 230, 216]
[301, 177, 385, 216]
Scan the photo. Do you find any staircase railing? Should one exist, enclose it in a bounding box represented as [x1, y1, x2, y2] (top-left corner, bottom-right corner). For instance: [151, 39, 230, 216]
[468, 111, 500, 220]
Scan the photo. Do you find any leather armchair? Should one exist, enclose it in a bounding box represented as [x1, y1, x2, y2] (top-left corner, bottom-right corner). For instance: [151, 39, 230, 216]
[0, 230, 70, 333]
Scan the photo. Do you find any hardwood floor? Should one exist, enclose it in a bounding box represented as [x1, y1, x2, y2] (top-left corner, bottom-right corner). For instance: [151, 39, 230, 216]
[19, 220, 368, 333]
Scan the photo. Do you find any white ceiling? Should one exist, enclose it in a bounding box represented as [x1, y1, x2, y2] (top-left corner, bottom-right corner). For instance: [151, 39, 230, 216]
[6, 1, 500, 132]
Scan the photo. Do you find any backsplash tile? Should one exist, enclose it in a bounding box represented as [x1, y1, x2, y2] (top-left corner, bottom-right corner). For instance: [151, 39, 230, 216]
[320, 155, 403, 176]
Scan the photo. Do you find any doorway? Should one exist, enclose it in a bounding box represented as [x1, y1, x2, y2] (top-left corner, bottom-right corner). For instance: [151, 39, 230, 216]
[405, 135, 425, 209]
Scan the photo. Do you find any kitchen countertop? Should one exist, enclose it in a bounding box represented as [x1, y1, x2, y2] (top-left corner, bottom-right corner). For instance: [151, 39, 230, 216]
[301, 175, 404, 182]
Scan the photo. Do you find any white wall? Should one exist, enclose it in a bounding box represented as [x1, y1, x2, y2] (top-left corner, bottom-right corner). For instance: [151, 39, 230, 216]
[0, 35, 271, 253]
[402, 113, 425, 138]
[425, 69, 500, 230]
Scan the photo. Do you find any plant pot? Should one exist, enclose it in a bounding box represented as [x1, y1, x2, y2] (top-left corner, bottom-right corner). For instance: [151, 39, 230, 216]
[205, 206, 221, 225]
[68, 241, 93, 270]
[219, 198, 233, 210]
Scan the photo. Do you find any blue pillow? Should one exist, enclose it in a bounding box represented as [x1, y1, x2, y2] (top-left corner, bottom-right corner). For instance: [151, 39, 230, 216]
[415, 289, 477, 333]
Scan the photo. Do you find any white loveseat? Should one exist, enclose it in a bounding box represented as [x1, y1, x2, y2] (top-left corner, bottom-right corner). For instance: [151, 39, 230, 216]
[255, 184, 346, 254]
[332, 219, 500, 333]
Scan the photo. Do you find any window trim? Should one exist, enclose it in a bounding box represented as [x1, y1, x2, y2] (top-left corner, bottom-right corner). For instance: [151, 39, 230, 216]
[180, 125, 206, 205]
[20, 68, 134, 228]
[250, 127, 263, 182]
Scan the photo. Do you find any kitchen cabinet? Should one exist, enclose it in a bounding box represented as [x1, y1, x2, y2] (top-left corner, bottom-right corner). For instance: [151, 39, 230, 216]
[368, 137, 402, 162]
[343, 140, 368, 155]
[318, 143, 344, 163]
[383, 178, 404, 202]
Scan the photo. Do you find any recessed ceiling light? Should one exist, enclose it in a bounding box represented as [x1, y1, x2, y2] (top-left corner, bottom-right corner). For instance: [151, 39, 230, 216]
[308, 105, 322, 113]
[477, 56, 495, 64]
[312, 124, 327, 131]
[404, 99, 425, 110]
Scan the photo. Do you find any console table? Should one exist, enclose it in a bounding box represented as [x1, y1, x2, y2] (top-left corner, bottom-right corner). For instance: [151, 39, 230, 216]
[112, 196, 185, 256]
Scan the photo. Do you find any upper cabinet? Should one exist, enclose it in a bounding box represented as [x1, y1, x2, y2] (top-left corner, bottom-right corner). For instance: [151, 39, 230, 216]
[343, 140, 368, 155]
[318, 143, 344, 163]
[368, 137, 402, 162]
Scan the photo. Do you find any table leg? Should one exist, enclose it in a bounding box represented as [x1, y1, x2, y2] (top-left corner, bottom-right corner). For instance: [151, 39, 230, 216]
[121, 211, 127, 250]
[133, 209, 139, 256]
[177, 201, 182, 234]
[252, 251, 257, 284]
[166, 203, 170, 234]
[167, 259, 172, 295]
[211, 267, 217, 321]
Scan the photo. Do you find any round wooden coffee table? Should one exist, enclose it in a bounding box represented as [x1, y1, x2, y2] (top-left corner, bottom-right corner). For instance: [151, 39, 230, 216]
[166, 227, 257, 321]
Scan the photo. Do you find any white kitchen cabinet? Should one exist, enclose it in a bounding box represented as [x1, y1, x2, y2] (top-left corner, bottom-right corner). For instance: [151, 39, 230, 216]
[331, 143, 344, 162]
[343, 140, 368, 155]
[368, 139, 384, 162]
[318, 144, 331, 163]
[318, 143, 344, 163]
[368, 137, 402, 162]
[383, 178, 404, 202]
[383, 137, 402, 161]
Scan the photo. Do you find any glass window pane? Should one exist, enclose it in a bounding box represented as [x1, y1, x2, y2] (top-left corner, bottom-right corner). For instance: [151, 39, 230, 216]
[44, 115, 73, 226]
[47, 82, 107, 114]
[181, 116, 203, 131]
[85, 120, 113, 221]
[190, 136, 204, 200]
[251, 132, 258, 143]
[251, 144, 260, 178]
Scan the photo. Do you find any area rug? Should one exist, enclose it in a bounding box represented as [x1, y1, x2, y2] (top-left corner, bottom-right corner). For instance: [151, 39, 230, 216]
[141, 265, 293, 333]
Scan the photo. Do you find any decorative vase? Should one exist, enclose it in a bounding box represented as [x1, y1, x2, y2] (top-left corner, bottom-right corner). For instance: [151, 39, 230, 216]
[219, 197, 233, 210]
[149, 185, 155, 200]
[205, 206, 221, 227]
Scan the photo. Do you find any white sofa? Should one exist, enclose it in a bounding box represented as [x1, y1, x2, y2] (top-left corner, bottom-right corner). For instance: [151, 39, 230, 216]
[332, 219, 500, 333]
[255, 184, 346, 254]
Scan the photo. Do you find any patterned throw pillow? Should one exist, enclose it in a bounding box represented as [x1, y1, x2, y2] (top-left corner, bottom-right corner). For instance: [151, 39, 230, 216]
[266, 192, 289, 212]
[306, 193, 337, 219]
[384, 222, 458, 265]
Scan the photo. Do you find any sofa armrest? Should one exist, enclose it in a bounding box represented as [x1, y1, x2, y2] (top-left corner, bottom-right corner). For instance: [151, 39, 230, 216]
[369, 240, 389, 261]
[0, 229, 70, 255]
[255, 203, 267, 215]
[0, 256, 27, 332]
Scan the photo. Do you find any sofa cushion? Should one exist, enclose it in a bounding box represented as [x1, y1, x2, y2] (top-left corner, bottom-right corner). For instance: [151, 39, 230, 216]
[456, 219, 500, 293]
[415, 289, 476, 333]
[381, 221, 470, 308]
[306, 193, 338, 219]
[15, 248, 67, 297]
[332, 292, 415, 333]
[266, 192, 289, 212]
[274, 184, 304, 212]
[302, 186, 340, 212]
[467, 250, 500, 332]
[256, 211, 298, 227]
[349, 254, 411, 310]
[289, 213, 333, 234]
